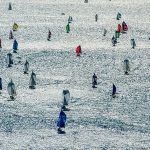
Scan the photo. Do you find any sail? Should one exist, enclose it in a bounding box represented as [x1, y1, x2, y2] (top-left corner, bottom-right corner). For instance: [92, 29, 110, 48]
[112, 84, 116, 96]
[0, 38, 2, 48]
[76, 45, 81, 56]
[0, 78, 2, 90]
[118, 24, 121, 33]
[57, 110, 67, 128]
[47, 30, 51, 39]
[131, 39, 136, 48]
[13, 23, 19, 31]
[24, 60, 29, 73]
[68, 16, 72, 23]
[112, 36, 117, 45]
[29, 71, 36, 86]
[124, 59, 130, 72]
[103, 29, 107, 36]
[7, 53, 13, 66]
[7, 80, 16, 97]
[9, 30, 13, 39]
[66, 24, 70, 33]
[63, 90, 70, 105]
[92, 74, 97, 85]
[13, 40, 18, 50]
[122, 21, 128, 32]
[8, 2, 12, 10]
[116, 12, 121, 20]
[95, 14, 98, 22]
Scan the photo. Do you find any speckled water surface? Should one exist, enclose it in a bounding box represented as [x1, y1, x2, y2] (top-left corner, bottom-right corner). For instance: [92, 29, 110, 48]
[0, 0, 150, 149]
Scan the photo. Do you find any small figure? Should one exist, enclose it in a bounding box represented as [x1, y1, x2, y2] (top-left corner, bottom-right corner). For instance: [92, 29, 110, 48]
[84, 0, 88, 3]
[47, 30, 51, 41]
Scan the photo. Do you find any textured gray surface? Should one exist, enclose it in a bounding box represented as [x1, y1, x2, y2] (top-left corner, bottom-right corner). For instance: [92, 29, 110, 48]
[0, 0, 150, 149]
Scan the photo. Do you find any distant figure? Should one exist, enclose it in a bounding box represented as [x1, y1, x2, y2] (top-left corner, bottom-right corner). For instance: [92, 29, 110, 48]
[13, 23, 19, 31]
[29, 71, 36, 89]
[7, 79, 16, 100]
[24, 60, 29, 74]
[103, 29, 107, 36]
[68, 16, 73, 23]
[66, 24, 70, 33]
[13, 39, 18, 53]
[0, 78, 2, 92]
[131, 39, 136, 49]
[0, 38, 2, 49]
[116, 12, 121, 20]
[112, 84, 116, 98]
[84, 0, 88, 3]
[9, 30, 13, 39]
[95, 14, 98, 22]
[6, 53, 13, 67]
[92, 73, 97, 88]
[8, 2, 12, 10]
[122, 21, 128, 33]
[112, 36, 117, 46]
[76, 45, 81, 56]
[47, 30, 51, 41]
[124, 59, 130, 75]
[57, 110, 67, 134]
